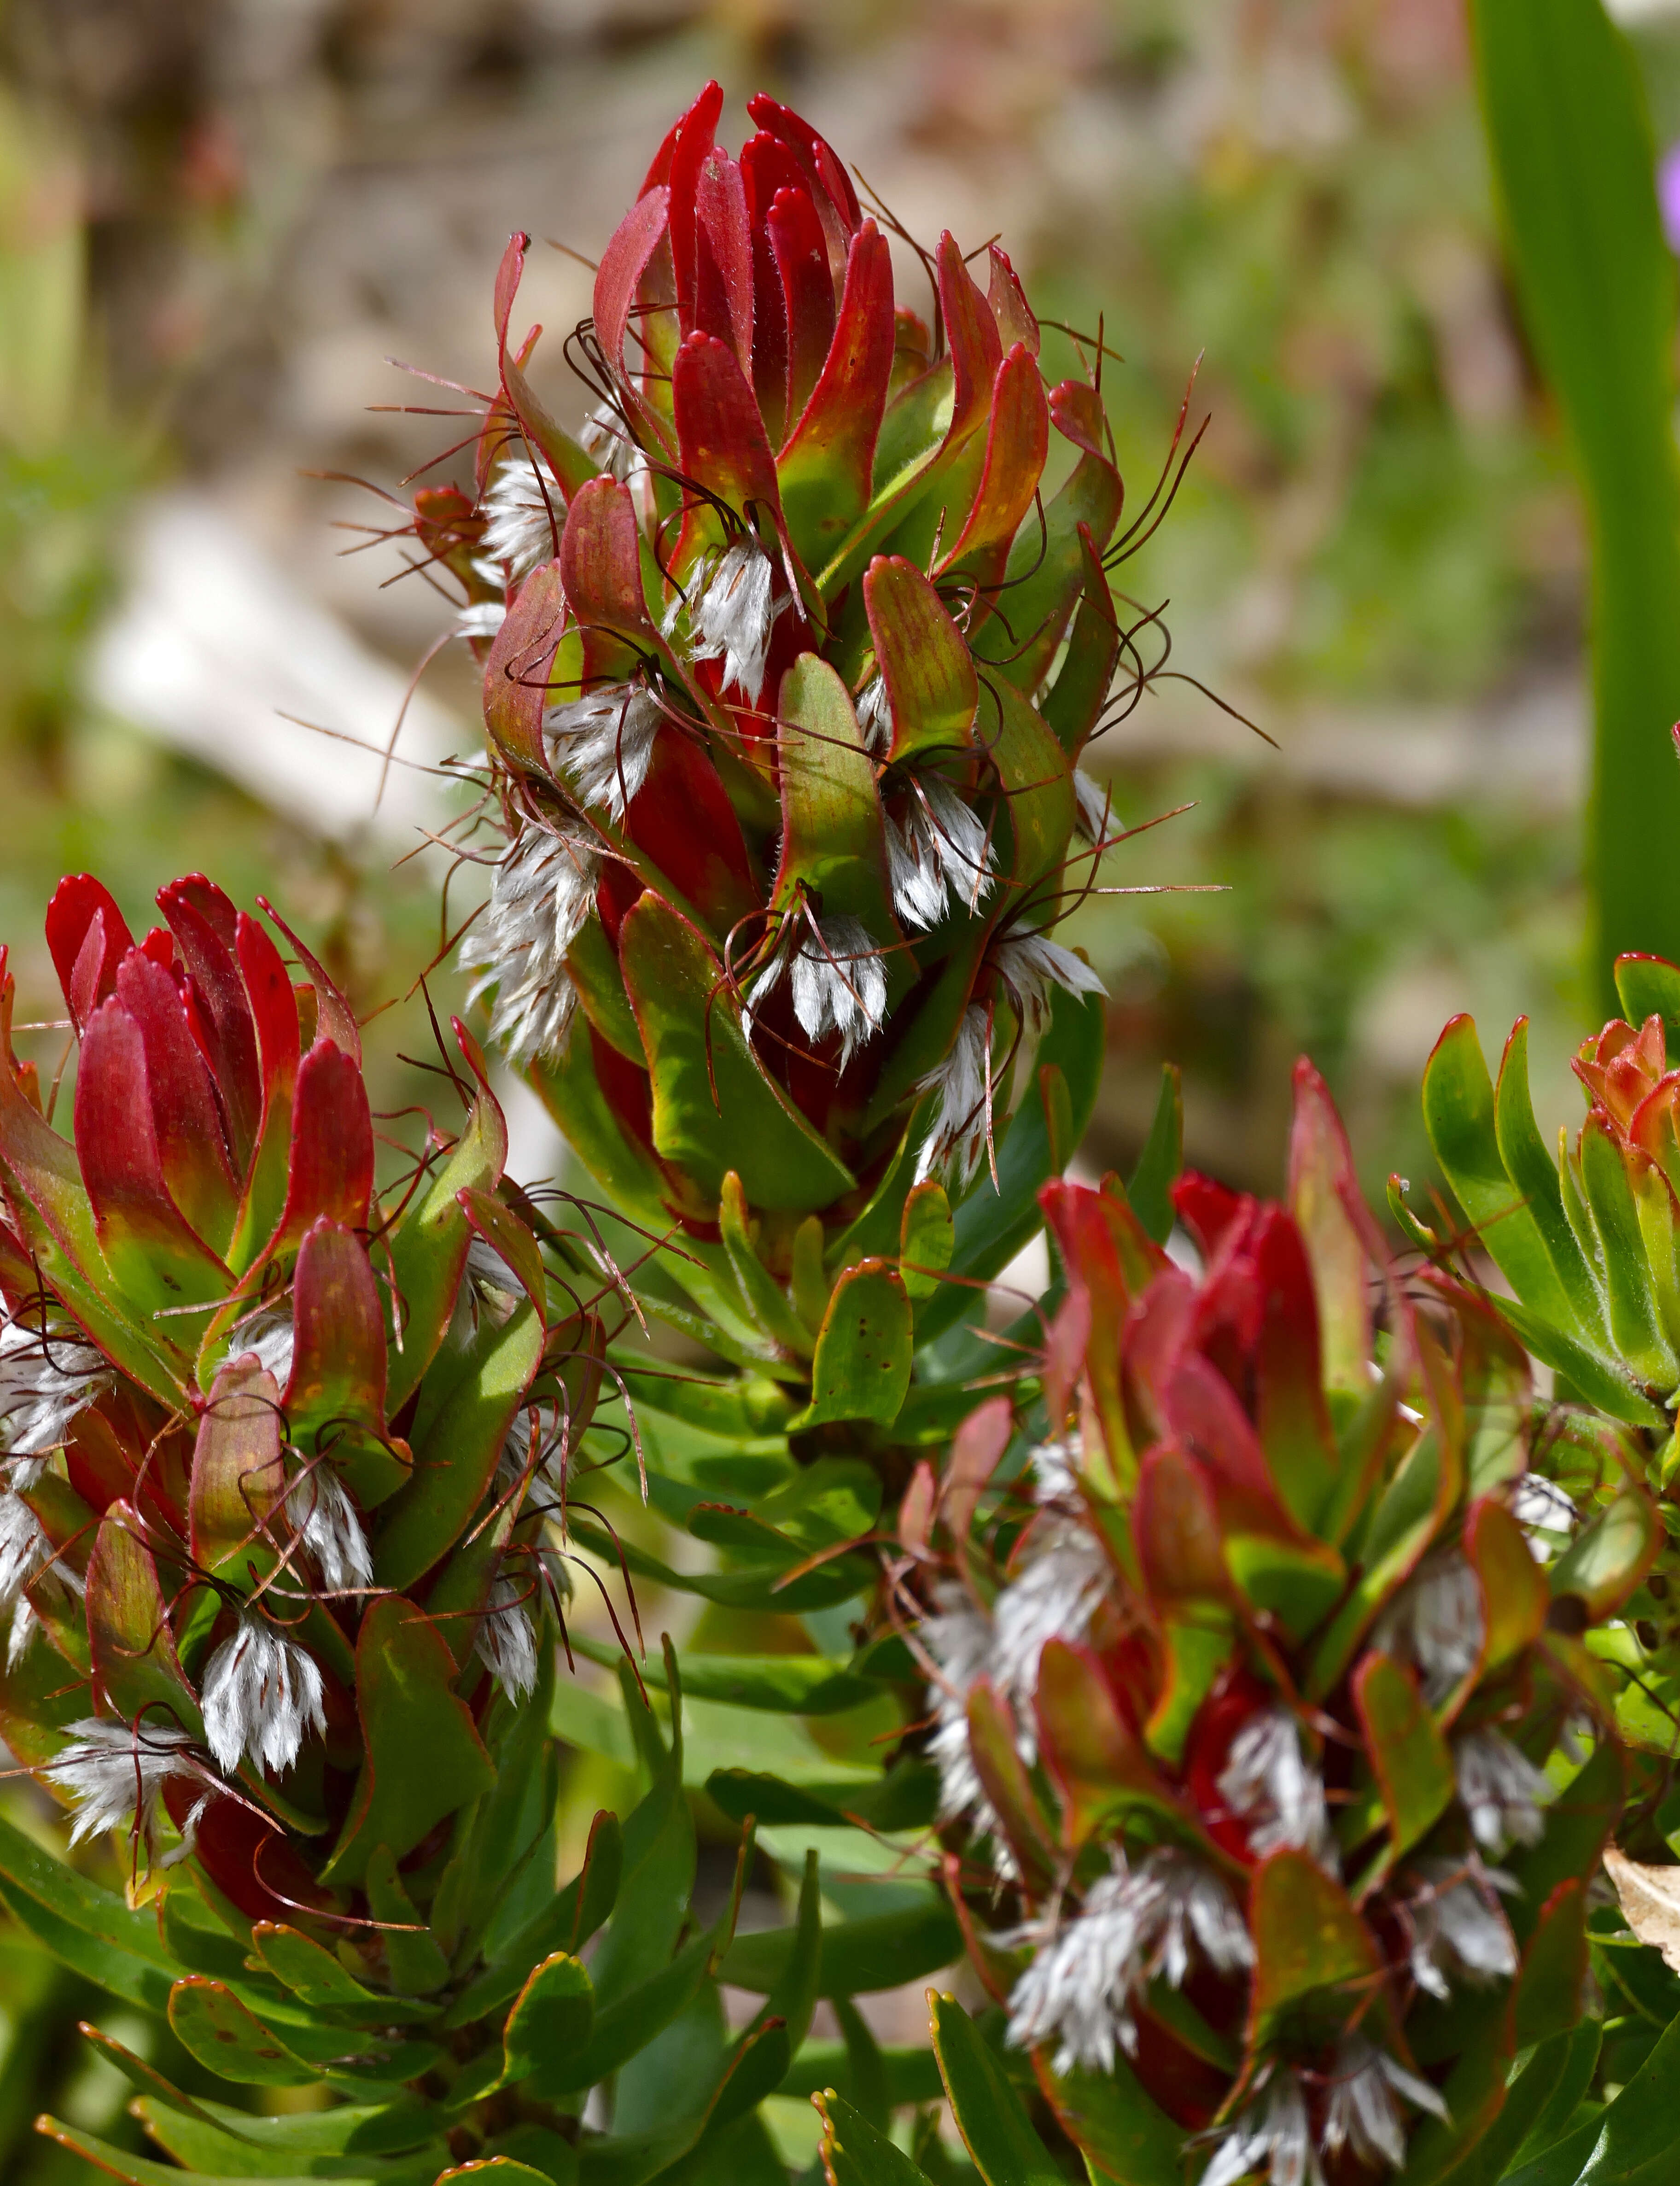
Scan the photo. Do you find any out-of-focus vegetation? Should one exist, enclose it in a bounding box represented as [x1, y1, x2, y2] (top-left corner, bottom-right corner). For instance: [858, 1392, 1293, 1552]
[0, 0, 1676, 1185]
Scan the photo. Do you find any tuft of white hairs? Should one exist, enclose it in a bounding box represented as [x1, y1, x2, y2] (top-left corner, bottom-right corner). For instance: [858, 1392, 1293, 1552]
[460, 823, 599, 1066]
[886, 775, 996, 932]
[913, 1005, 992, 1187]
[200, 1616, 325, 1778]
[685, 539, 788, 700]
[474, 454, 562, 582]
[990, 930, 1106, 1039]
[543, 684, 664, 821]
[747, 912, 888, 1070]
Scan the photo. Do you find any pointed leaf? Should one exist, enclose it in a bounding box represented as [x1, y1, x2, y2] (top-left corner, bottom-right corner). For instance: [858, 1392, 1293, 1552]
[797, 1258, 912, 1426]
[863, 556, 977, 763]
[321, 1598, 496, 1885]
[930, 1992, 1063, 2186]
[618, 894, 856, 1214]
[1351, 1654, 1454, 1857]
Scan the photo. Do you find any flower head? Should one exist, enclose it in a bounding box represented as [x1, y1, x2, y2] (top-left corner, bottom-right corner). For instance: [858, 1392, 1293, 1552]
[1371, 1551, 1485, 1707]
[1322, 2031, 1447, 2172]
[201, 1615, 326, 1778]
[475, 454, 561, 581]
[1216, 1706, 1335, 1868]
[1005, 1849, 1253, 2074]
[286, 1466, 371, 1595]
[886, 775, 996, 932]
[47, 1718, 204, 1852]
[990, 931, 1106, 1039]
[1200, 2070, 1323, 2186]
[0, 1313, 107, 1479]
[1404, 1854, 1518, 2000]
[914, 1005, 993, 1188]
[476, 1567, 539, 1700]
[1452, 1728, 1553, 1854]
[686, 539, 786, 701]
[460, 822, 598, 1066]
[543, 684, 664, 821]
[748, 912, 887, 1069]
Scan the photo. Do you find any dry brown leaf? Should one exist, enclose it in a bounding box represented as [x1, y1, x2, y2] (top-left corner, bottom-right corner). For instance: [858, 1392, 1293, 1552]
[1603, 1845, 1680, 1973]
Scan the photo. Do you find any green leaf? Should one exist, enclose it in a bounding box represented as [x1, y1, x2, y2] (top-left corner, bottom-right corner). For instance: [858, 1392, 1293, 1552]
[0, 1810, 176, 2012]
[166, 1977, 322, 2087]
[446, 1807, 622, 2029]
[918, 981, 1104, 1343]
[320, 1597, 497, 1886]
[372, 1297, 543, 1589]
[797, 1259, 914, 1427]
[758, 1847, 823, 2055]
[929, 1993, 1062, 2186]
[815, 2092, 935, 2186]
[1248, 1850, 1378, 2047]
[1493, 1019, 1607, 1346]
[899, 1179, 954, 1304]
[1577, 1113, 1676, 1387]
[1616, 953, 1680, 1038]
[251, 1923, 409, 2016]
[618, 895, 857, 1214]
[365, 1845, 450, 1997]
[586, 1656, 695, 2007]
[1473, 0, 1680, 994]
[384, 1076, 505, 1413]
[772, 651, 899, 953]
[1033, 2056, 1183, 2186]
[35, 2117, 355, 2186]
[720, 1170, 815, 1358]
[1126, 1064, 1182, 1247]
[1423, 1015, 1585, 1338]
[502, 1952, 595, 2091]
[720, 1902, 961, 1998]
[572, 1633, 874, 1713]
[1351, 1653, 1454, 1858]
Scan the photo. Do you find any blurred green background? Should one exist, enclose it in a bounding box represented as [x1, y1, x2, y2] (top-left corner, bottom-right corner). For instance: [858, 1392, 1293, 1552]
[5, 0, 1680, 2172]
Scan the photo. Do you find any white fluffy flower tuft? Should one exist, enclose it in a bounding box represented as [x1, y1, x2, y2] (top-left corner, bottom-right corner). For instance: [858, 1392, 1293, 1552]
[1073, 768, 1112, 845]
[1217, 1705, 1336, 1869]
[747, 912, 888, 1069]
[286, 1466, 372, 1595]
[47, 1718, 203, 1851]
[1405, 1854, 1518, 2000]
[201, 1616, 325, 1778]
[1005, 1849, 1253, 2074]
[686, 539, 788, 699]
[921, 1585, 998, 1831]
[1200, 2069, 1323, 2186]
[856, 672, 893, 754]
[886, 776, 996, 932]
[1028, 1437, 1082, 1503]
[456, 601, 507, 640]
[580, 400, 647, 486]
[0, 1313, 107, 1475]
[1371, 1550, 1485, 1706]
[991, 1520, 1111, 1752]
[475, 454, 561, 581]
[476, 1568, 539, 1699]
[0, 1492, 51, 1612]
[913, 1005, 992, 1188]
[1453, 1728, 1553, 1853]
[543, 684, 664, 821]
[460, 823, 599, 1067]
[1322, 2030, 1448, 2172]
[227, 1307, 295, 1390]
[990, 930, 1106, 1039]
